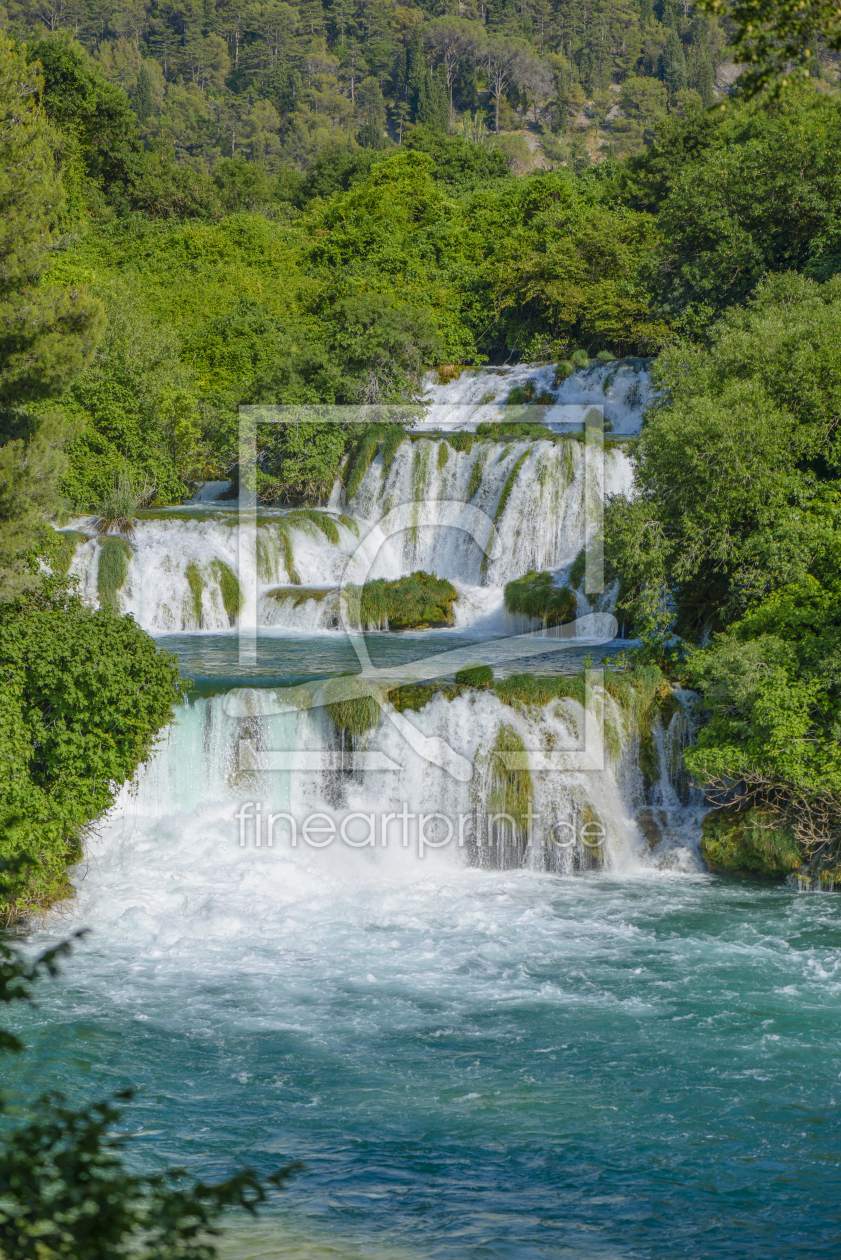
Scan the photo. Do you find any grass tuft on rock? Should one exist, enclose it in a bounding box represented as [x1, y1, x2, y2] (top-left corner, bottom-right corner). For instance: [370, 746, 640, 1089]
[493, 671, 586, 708]
[185, 561, 204, 627]
[455, 664, 493, 687]
[211, 559, 244, 625]
[504, 571, 577, 627]
[323, 676, 382, 736]
[347, 570, 458, 631]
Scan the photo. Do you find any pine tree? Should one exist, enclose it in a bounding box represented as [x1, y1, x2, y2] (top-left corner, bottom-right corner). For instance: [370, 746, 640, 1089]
[417, 67, 448, 132]
[264, 59, 295, 118]
[0, 38, 104, 597]
[695, 41, 715, 106]
[406, 24, 425, 121]
[660, 28, 688, 97]
[133, 64, 153, 122]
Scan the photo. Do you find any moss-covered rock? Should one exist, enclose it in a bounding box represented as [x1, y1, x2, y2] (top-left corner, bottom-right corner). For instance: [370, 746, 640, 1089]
[701, 807, 802, 879]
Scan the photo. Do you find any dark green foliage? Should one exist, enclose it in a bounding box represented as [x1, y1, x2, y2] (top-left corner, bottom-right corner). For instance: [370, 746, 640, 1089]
[628, 91, 841, 331]
[0, 40, 104, 596]
[257, 421, 349, 506]
[0, 585, 182, 919]
[96, 537, 131, 610]
[455, 664, 493, 686]
[296, 147, 388, 206]
[568, 549, 586, 589]
[504, 571, 577, 626]
[132, 64, 153, 122]
[27, 36, 143, 205]
[700, 807, 801, 878]
[403, 127, 510, 191]
[348, 570, 458, 630]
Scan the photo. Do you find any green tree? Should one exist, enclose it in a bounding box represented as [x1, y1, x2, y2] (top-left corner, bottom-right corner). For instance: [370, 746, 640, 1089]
[0, 37, 104, 597]
[27, 35, 144, 204]
[659, 27, 688, 98]
[133, 60, 153, 120]
[0, 582, 184, 919]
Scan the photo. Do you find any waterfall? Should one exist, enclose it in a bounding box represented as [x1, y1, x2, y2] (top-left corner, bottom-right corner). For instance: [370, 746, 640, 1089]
[62, 359, 704, 893]
[65, 437, 633, 633]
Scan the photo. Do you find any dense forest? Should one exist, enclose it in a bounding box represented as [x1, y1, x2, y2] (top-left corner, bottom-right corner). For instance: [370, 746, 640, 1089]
[1, 0, 743, 171]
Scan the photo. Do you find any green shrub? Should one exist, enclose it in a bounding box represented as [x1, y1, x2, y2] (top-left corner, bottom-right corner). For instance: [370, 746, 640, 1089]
[0, 587, 182, 921]
[504, 571, 577, 627]
[97, 537, 132, 611]
[701, 807, 802, 878]
[347, 570, 458, 630]
[455, 664, 493, 686]
[567, 549, 586, 589]
[437, 442, 449, 469]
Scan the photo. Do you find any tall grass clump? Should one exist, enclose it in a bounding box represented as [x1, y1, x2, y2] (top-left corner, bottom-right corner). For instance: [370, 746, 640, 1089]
[323, 676, 382, 736]
[493, 671, 587, 708]
[347, 571, 458, 630]
[211, 559, 244, 624]
[504, 571, 577, 627]
[488, 724, 533, 859]
[344, 424, 406, 497]
[94, 469, 155, 538]
[97, 537, 132, 610]
[185, 561, 204, 627]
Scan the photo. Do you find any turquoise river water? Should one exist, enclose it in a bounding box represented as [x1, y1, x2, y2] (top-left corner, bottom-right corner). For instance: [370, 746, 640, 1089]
[12, 632, 841, 1260]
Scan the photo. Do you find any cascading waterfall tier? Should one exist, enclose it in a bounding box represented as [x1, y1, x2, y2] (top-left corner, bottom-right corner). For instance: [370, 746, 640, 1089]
[113, 665, 703, 878]
[67, 436, 633, 634]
